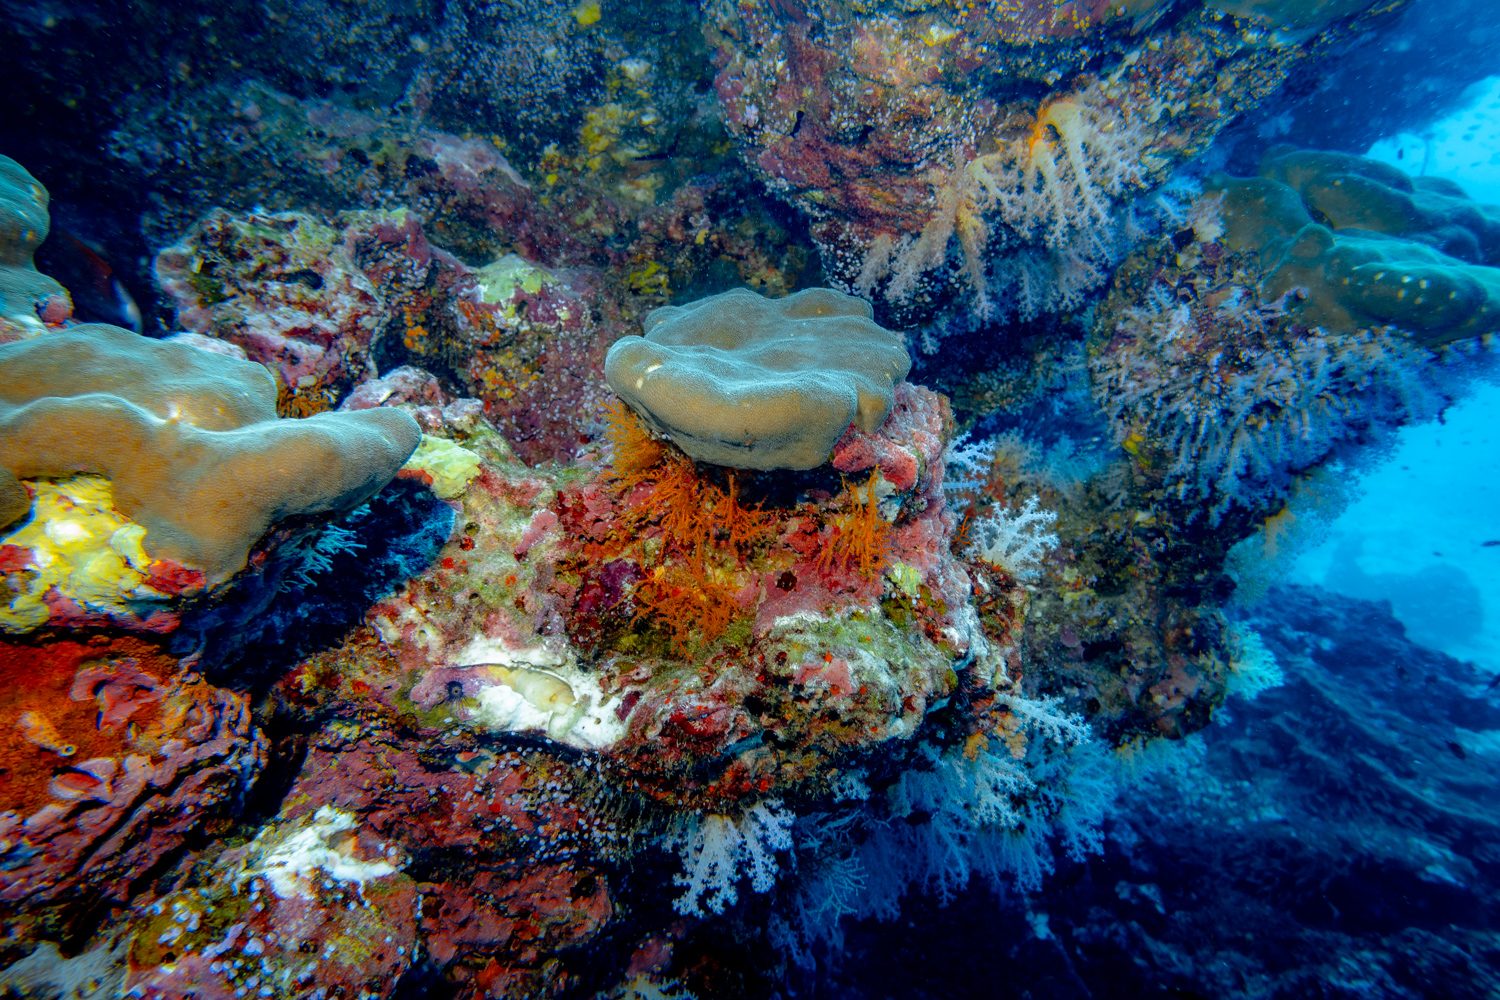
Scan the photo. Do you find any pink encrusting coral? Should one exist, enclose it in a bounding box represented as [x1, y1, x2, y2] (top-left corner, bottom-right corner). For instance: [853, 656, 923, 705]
[118, 725, 618, 998]
[160, 203, 630, 465]
[414, 252, 621, 465]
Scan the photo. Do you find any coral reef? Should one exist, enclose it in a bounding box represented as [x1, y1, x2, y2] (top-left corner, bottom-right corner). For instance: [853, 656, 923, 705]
[741, 592, 1500, 1000]
[53, 374, 1088, 996]
[605, 287, 912, 469]
[114, 74, 813, 331]
[0, 156, 69, 340]
[120, 803, 420, 1000]
[704, 0, 1392, 328]
[0, 635, 264, 941]
[1208, 146, 1500, 345]
[280, 378, 992, 807]
[394, 250, 624, 465]
[940, 427, 1238, 745]
[1091, 155, 1498, 522]
[6, 0, 1494, 992]
[153, 209, 433, 416]
[0, 326, 421, 594]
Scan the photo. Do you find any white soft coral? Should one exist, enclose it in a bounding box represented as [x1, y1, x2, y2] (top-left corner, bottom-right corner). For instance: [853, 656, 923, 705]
[666, 800, 795, 916]
[966, 495, 1059, 580]
[863, 82, 1149, 320]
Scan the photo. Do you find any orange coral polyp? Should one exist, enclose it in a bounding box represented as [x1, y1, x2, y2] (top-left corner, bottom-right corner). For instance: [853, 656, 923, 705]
[632, 564, 741, 651]
[604, 398, 667, 487]
[607, 399, 774, 565]
[818, 472, 892, 579]
[713, 473, 775, 553]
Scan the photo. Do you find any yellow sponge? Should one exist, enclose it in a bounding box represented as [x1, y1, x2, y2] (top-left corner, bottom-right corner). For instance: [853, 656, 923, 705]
[402, 435, 483, 499]
[1, 476, 162, 632]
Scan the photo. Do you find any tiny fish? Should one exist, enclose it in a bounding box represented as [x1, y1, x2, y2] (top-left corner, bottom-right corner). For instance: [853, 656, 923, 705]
[50, 233, 143, 332]
[16, 710, 77, 757]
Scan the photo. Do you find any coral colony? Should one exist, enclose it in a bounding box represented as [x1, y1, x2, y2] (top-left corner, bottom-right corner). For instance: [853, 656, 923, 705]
[0, 0, 1497, 997]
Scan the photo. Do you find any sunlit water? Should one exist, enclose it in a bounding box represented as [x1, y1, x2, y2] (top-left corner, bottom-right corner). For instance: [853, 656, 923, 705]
[1294, 79, 1500, 677]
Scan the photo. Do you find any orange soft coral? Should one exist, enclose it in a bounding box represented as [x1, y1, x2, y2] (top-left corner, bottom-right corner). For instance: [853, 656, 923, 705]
[604, 398, 666, 489]
[607, 400, 773, 565]
[818, 472, 892, 579]
[632, 564, 742, 652]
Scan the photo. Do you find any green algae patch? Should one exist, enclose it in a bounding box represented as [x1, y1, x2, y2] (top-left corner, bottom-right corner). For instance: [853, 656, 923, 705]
[475, 254, 551, 306]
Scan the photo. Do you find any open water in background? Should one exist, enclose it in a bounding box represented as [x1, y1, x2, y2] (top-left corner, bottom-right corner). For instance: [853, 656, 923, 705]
[1298, 74, 1500, 679]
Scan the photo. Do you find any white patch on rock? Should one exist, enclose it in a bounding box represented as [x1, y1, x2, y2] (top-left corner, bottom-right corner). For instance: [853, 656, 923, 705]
[456, 635, 626, 749]
[251, 806, 397, 900]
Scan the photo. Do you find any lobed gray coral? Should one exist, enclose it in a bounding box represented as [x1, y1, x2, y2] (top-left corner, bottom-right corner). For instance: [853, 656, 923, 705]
[605, 287, 912, 470]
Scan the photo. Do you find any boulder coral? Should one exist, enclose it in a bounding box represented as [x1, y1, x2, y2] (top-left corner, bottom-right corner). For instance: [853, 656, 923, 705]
[0, 156, 70, 341]
[1207, 146, 1500, 345]
[0, 325, 422, 594]
[605, 287, 911, 470]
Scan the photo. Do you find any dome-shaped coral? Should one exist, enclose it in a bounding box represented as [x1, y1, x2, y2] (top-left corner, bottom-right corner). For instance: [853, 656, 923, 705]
[604, 287, 911, 470]
[0, 325, 422, 589]
[0, 156, 69, 340]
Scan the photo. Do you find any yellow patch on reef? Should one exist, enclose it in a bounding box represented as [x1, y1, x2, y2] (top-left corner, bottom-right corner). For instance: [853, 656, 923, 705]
[1, 476, 164, 632]
[475, 254, 550, 309]
[886, 561, 922, 599]
[573, 0, 601, 25]
[402, 435, 483, 499]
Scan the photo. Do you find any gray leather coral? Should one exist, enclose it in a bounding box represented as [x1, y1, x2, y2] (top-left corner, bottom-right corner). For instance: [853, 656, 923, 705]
[0, 325, 421, 585]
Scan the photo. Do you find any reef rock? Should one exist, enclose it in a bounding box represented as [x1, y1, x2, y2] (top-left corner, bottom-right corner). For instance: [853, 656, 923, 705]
[705, 0, 1393, 328]
[0, 636, 264, 942]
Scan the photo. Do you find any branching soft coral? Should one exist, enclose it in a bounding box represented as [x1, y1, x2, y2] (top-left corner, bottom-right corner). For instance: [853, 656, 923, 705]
[632, 563, 743, 652]
[859, 83, 1148, 321]
[602, 401, 775, 646]
[1092, 275, 1440, 521]
[818, 473, 893, 579]
[606, 400, 774, 564]
[604, 398, 666, 491]
[965, 495, 1059, 581]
